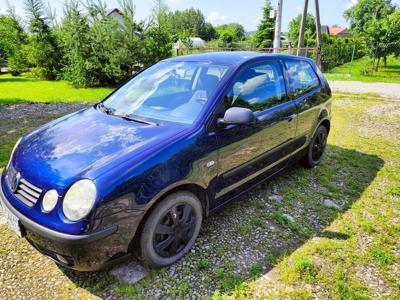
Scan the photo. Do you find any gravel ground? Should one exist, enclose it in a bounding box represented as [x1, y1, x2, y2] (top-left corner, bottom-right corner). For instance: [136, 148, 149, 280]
[0, 94, 399, 299]
[328, 80, 400, 99]
[0, 101, 91, 120]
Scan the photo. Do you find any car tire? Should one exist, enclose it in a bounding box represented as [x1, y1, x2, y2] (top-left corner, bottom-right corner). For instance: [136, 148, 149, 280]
[303, 125, 328, 168]
[139, 191, 203, 268]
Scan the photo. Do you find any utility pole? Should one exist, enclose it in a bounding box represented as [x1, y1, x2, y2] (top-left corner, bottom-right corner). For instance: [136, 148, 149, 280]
[273, 0, 283, 53]
[314, 0, 322, 69]
[297, 0, 309, 56]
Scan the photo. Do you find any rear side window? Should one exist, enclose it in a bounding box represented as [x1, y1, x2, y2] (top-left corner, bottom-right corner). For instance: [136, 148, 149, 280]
[283, 60, 320, 98]
[224, 60, 287, 112]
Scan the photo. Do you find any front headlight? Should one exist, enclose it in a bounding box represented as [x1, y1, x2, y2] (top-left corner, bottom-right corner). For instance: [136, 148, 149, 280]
[7, 137, 22, 168]
[62, 179, 96, 221]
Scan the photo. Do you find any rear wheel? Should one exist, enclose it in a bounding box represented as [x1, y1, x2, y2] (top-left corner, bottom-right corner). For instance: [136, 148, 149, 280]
[139, 191, 203, 267]
[303, 125, 328, 168]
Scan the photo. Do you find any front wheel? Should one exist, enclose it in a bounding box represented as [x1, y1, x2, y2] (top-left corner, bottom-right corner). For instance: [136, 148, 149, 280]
[139, 191, 203, 267]
[303, 125, 328, 168]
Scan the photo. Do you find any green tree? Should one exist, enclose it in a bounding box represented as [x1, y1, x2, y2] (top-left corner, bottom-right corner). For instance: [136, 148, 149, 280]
[151, 0, 170, 30]
[344, 0, 395, 34]
[118, 0, 145, 73]
[59, 0, 99, 86]
[0, 13, 28, 74]
[166, 8, 215, 41]
[288, 13, 316, 47]
[200, 22, 216, 41]
[60, 0, 145, 87]
[24, 0, 61, 79]
[344, 0, 398, 70]
[141, 0, 173, 66]
[363, 9, 400, 69]
[254, 0, 275, 47]
[215, 23, 245, 46]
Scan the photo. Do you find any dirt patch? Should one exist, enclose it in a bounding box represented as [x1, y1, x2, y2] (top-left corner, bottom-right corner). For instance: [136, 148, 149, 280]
[0, 102, 91, 120]
[329, 80, 400, 100]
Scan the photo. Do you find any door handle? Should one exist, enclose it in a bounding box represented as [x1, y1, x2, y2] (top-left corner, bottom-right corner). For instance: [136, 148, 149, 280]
[284, 113, 294, 122]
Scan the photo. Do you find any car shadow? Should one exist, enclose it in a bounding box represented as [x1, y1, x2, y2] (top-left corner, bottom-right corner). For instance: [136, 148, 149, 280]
[0, 98, 29, 105]
[60, 144, 384, 298]
[0, 76, 33, 83]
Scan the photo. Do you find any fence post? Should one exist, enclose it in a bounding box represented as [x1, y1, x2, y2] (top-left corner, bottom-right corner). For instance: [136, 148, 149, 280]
[348, 45, 356, 76]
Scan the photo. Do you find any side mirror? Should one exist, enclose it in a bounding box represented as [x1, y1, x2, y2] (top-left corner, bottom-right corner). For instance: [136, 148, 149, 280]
[217, 107, 256, 126]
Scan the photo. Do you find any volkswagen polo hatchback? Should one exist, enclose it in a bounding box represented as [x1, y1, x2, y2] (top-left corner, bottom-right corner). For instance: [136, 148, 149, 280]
[0, 52, 331, 270]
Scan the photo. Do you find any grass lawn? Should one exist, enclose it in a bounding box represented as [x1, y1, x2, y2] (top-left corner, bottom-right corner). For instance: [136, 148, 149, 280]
[0, 93, 399, 298]
[325, 55, 400, 83]
[0, 73, 114, 105]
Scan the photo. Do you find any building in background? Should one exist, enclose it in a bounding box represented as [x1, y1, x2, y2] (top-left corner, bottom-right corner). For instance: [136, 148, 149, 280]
[321, 25, 349, 37]
[173, 37, 206, 49]
[106, 8, 125, 26]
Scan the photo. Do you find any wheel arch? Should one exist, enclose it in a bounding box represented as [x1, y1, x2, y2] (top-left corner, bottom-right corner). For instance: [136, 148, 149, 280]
[150, 183, 210, 216]
[319, 118, 331, 134]
[313, 106, 331, 137]
[129, 182, 209, 255]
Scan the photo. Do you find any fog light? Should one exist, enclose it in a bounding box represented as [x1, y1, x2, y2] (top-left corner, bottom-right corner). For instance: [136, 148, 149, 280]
[42, 190, 58, 212]
[56, 254, 68, 264]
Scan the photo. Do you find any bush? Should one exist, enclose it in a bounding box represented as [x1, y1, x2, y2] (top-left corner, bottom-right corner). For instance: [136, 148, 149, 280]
[321, 37, 366, 72]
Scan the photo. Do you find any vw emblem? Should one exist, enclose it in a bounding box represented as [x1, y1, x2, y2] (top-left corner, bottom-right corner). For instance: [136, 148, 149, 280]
[10, 172, 21, 193]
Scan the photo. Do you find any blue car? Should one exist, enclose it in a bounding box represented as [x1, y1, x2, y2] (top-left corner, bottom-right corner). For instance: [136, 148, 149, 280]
[0, 52, 331, 270]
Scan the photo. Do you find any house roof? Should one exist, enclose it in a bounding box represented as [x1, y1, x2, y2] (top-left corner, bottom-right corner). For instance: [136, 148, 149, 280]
[329, 26, 349, 36]
[106, 8, 123, 16]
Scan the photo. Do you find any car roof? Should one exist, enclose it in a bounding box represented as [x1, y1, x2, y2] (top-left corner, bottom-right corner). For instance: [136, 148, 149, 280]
[165, 51, 314, 66]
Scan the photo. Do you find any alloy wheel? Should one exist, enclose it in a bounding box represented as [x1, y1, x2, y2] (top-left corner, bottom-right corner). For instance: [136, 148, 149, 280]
[311, 130, 327, 162]
[153, 204, 196, 258]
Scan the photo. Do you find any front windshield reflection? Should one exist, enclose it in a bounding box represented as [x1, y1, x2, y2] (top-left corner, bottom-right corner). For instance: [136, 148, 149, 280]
[103, 61, 229, 124]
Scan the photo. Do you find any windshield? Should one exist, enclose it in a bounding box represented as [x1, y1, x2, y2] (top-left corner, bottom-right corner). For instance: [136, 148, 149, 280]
[102, 61, 229, 124]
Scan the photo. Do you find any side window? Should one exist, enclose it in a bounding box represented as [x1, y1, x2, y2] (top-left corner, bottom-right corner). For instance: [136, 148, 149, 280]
[283, 60, 320, 98]
[224, 61, 287, 112]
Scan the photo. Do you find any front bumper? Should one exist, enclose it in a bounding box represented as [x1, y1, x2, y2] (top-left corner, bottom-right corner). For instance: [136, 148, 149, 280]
[0, 183, 140, 271]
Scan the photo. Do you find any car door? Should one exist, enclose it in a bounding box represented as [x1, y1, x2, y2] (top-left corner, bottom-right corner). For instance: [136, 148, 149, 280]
[213, 60, 298, 205]
[282, 59, 322, 142]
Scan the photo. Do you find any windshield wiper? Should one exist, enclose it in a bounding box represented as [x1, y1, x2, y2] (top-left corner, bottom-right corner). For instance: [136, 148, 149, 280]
[97, 102, 114, 115]
[118, 114, 159, 126]
[98, 103, 158, 126]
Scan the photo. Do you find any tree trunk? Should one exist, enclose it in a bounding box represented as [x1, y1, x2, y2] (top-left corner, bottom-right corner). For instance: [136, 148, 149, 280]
[376, 57, 380, 71]
[384, 56, 387, 68]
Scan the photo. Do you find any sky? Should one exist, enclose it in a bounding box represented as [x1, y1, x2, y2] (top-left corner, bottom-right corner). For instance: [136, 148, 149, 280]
[1, 0, 400, 32]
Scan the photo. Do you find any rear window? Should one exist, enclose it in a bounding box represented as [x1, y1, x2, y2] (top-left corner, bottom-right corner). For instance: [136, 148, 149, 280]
[283, 60, 320, 98]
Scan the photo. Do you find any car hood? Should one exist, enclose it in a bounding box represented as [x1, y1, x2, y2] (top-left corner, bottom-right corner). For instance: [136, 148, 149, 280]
[13, 107, 187, 190]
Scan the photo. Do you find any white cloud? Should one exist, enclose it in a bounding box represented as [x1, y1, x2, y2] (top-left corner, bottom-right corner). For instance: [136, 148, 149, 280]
[166, 0, 182, 5]
[206, 11, 227, 23]
[344, 0, 358, 9]
[234, 74, 269, 96]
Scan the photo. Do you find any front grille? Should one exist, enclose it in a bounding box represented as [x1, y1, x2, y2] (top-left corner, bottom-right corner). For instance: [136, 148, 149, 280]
[6, 165, 42, 208]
